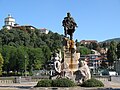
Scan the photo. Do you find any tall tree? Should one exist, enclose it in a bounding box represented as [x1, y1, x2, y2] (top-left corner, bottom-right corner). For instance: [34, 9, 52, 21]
[79, 46, 91, 55]
[27, 48, 45, 71]
[2, 45, 12, 73]
[0, 53, 4, 75]
[41, 45, 51, 62]
[107, 41, 117, 67]
[16, 46, 28, 74]
[92, 42, 99, 50]
[8, 46, 17, 72]
[117, 42, 120, 59]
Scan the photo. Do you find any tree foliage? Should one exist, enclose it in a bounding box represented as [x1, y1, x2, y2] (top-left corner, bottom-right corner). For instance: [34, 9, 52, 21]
[79, 46, 91, 55]
[0, 28, 63, 76]
[117, 42, 120, 59]
[0, 53, 4, 75]
[107, 41, 117, 66]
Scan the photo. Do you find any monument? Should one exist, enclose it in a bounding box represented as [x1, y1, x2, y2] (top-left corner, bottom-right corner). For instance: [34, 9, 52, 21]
[62, 12, 79, 76]
[62, 12, 91, 82]
[49, 12, 91, 84]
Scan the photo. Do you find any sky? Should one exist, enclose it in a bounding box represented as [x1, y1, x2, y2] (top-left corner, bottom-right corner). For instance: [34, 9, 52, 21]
[0, 0, 120, 42]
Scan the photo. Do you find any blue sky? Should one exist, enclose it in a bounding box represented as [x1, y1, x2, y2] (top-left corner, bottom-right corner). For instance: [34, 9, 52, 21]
[0, 0, 120, 42]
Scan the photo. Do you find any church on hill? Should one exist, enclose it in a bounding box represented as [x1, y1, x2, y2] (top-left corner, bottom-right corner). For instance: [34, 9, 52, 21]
[3, 14, 49, 34]
[3, 14, 16, 29]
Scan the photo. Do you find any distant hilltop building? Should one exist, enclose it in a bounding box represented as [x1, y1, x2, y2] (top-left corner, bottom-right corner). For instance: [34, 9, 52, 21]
[3, 14, 49, 34]
[80, 40, 97, 45]
[3, 14, 15, 29]
[39, 28, 49, 34]
[12, 25, 36, 30]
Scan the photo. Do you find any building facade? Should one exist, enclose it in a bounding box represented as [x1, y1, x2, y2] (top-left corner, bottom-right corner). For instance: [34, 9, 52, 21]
[2, 14, 49, 34]
[80, 40, 97, 45]
[3, 14, 15, 29]
[39, 28, 49, 34]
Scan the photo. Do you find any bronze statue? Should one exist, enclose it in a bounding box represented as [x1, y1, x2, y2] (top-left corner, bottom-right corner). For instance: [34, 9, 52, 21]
[62, 12, 78, 40]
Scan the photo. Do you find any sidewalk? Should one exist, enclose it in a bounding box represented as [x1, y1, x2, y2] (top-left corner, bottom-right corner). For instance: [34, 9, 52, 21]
[0, 82, 37, 90]
[102, 81, 120, 88]
[0, 81, 120, 90]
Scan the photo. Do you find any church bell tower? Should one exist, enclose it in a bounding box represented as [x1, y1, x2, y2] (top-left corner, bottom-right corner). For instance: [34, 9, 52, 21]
[3, 14, 15, 29]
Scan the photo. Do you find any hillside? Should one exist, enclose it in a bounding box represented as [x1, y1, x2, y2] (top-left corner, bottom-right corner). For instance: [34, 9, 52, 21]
[0, 28, 64, 75]
[102, 38, 120, 43]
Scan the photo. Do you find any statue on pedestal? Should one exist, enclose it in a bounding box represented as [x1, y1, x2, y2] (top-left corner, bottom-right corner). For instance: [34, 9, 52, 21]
[48, 12, 91, 84]
[62, 12, 78, 40]
[62, 13, 91, 84]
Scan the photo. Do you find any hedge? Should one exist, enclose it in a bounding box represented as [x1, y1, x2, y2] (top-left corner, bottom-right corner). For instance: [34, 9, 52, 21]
[36, 79, 52, 87]
[36, 78, 76, 87]
[52, 78, 75, 87]
[81, 78, 104, 87]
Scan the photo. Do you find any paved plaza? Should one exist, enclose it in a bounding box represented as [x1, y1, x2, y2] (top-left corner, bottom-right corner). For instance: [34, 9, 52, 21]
[0, 80, 120, 90]
[0, 82, 37, 90]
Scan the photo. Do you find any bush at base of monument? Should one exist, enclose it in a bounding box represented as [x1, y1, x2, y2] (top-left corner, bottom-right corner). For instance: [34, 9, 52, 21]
[36, 79, 52, 87]
[52, 78, 76, 87]
[36, 78, 76, 87]
[81, 78, 104, 87]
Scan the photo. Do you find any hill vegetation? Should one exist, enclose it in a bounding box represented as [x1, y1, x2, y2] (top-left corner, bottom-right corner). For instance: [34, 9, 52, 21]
[102, 38, 120, 43]
[0, 28, 63, 76]
[0, 27, 120, 76]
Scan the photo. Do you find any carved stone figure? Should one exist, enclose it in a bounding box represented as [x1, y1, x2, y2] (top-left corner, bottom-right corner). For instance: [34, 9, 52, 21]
[54, 54, 61, 73]
[75, 60, 91, 84]
[49, 51, 62, 79]
[62, 12, 77, 40]
[61, 62, 73, 79]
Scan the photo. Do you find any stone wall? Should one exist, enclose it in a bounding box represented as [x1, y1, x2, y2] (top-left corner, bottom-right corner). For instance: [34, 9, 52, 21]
[0, 76, 49, 84]
[0, 77, 15, 84]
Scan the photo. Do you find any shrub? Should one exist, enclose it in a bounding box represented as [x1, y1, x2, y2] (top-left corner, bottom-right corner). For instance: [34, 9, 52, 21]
[81, 78, 104, 87]
[36, 79, 52, 87]
[52, 78, 76, 87]
[36, 78, 76, 87]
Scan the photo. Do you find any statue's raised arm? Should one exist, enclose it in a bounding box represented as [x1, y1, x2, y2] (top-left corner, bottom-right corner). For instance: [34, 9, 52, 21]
[62, 12, 78, 40]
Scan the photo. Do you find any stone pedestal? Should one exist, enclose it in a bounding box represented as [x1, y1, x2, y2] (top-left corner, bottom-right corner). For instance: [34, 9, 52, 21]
[62, 38, 80, 75]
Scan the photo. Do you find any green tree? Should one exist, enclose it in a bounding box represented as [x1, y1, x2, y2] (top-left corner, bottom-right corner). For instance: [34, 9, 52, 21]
[107, 41, 117, 67]
[8, 46, 17, 72]
[117, 42, 120, 59]
[0, 53, 4, 75]
[79, 46, 91, 55]
[2, 45, 12, 74]
[41, 45, 51, 62]
[2, 46, 18, 75]
[28, 48, 45, 71]
[30, 32, 37, 47]
[16, 46, 28, 74]
[0, 28, 64, 75]
[92, 42, 99, 50]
